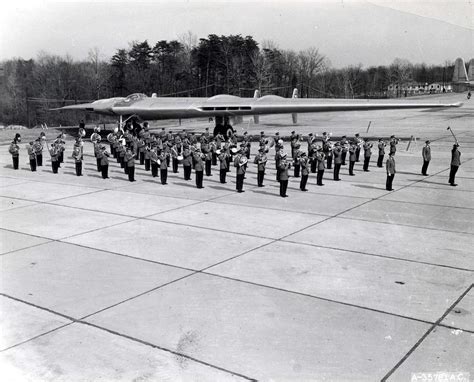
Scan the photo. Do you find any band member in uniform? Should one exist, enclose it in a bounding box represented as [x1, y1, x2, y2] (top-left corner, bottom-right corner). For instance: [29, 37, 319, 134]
[354, 133, 363, 162]
[159, 150, 170, 185]
[363, 139, 372, 172]
[210, 138, 218, 166]
[90, 127, 101, 152]
[235, 149, 247, 193]
[201, 141, 212, 176]
[107, 131, 116, 157]
[340, 136, 348, 165]
[33, 134, 45, 166]
[386, 152, 396, 191]
[194, 149, 205, 188]
[421, 140, 431, 176]
[275, 143, 284, 181]
[137, 137, 146, 165]
[125, 147, 136, 181]
[254, 147, 267, 187]
[218, 149, 229, 183]
[144, 141, 151, 171]
[49, 142, 59, 174]
[182, 146, 193, 180]
[96, 141, 103, 172]
[323, 140, 333, 169]
[333, 142, 342, 181]
[171, 143, 179, 173]
[389, 135, 398, 156]
[293, 145, 302, 178]
[9, 134, 21, 170]
[27, 141, 37, 172]
[290, 131, 297, 159]
[148, 147, 158, 178]
[449, 144, 461, 186]
[377, 138, 386, 167]
[243, 131, 251, 159]
[316, 147, 325, 186]
[72, 139, 83, 176]
[100, 146, 110, 179]
[299, 152, 309, 191]
[278, 153, 291, 197]
[348, 141, 357, 176]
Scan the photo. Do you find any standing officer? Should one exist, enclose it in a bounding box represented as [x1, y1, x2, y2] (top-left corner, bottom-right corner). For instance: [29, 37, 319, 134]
[254, 147, 267, 187]
[9, 134, 21, 170]
[171, 143, 179, 173]
[194, 149, 205, 188]
[333, 142, 342, 181]
[202, 141, 212, 176]
[377, 138, 386, 167]
[389, 135, 398, 156]
[275, 144, 283, 181]
[449, 144, 461, 186]
[363, 139, 372, 172]
[100, 146, 110, 179]
[316, 147, 325, 186]
[72, 139, 83, 176]
[96, 142, 103, 173]
[386, 152, 396, 191]
[27, 141, 37, 172]
[159, 150, 170, 185]
[278, 153, 291, 197]
[348, 141, 357, 176]
[421, 140, 431, 176]
[299, 152, 309, 191]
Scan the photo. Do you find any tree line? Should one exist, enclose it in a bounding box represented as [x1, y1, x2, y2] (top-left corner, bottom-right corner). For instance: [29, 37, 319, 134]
[0, 33, 454, 126]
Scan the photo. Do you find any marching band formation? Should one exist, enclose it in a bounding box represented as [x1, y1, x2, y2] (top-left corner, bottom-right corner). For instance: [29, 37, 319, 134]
[8, 121, 463, 196]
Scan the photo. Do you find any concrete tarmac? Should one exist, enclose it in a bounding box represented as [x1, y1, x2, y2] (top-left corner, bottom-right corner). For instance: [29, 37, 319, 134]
[0, 92, 473, 381]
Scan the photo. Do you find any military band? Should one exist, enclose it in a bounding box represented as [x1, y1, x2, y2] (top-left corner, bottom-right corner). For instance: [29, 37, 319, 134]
[7, 124, 463, 195]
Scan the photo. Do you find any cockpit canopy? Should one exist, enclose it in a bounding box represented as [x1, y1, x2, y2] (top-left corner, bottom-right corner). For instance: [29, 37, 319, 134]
[123, 93, 148, 103]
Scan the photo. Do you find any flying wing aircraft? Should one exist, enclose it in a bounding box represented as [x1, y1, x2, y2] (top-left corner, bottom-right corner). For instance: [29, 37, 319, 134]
[54, 91, 462, 137]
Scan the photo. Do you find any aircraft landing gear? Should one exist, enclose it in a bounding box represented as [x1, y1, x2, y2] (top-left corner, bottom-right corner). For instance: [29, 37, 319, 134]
[213, 116, 234, 138]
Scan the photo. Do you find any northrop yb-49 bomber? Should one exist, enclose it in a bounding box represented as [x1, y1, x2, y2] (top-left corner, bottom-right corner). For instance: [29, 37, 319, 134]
[55, 89, 462, 136]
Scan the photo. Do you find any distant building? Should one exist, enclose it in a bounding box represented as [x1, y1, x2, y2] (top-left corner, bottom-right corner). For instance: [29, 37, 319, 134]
[387, 82, 451, 97]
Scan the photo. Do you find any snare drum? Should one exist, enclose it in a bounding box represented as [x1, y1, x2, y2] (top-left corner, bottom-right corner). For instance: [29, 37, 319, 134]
[177, 155, 184, 164]
[231, 147, 238, 154]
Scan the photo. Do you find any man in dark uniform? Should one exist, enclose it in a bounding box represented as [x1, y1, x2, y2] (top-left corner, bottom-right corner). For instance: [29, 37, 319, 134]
[254, 148, 267, 187]
[194, 149, 205, 188]
[354, 133, 363, 162]
[27, 142, 37, 172]
[125, 148, 136, 182]
[340, 136, 348, 165]
[386, 152, 396, 191]
[100, 146, 110, 179]
[149, 147, 159, 178]
[333, 142, 342, 181]
[182, 146, 193, 180]
[235, 149, 247, 193]
[316, 147, 325, 186]
[72, 139, 83, 176]
[377, 138, 386, 167]
[9, 134, 20, 170]
[421, 140, 431, 176]
[33, 135, 44, 166]
[49, 142, 59, 174]
[348, 141, 357, 176]
[449, 144, 461, 186]
[299, 152, 309, 191]
[159, 150, 169, 184]
[278, 153, 291, 197]
[323, 140, 332, 169]
[218, 149, 229, 183]
[363, 139, 373, 172]
[389, 135, 398, 156]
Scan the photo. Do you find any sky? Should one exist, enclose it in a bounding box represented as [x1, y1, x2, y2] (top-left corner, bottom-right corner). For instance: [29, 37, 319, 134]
[0, 0, 473, 68]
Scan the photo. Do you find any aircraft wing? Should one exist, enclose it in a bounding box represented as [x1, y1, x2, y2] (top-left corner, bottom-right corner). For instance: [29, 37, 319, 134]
[54, 93, 462, 120]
